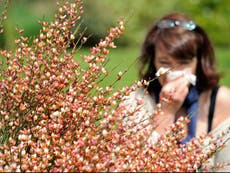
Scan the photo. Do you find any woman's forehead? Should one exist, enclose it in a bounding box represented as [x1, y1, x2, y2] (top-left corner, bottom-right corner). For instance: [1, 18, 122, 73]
[155, 44, 172, 58]
[155, 38, 196, 61]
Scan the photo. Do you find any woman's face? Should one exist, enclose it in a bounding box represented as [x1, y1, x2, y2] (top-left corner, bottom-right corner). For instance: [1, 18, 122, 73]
[154, 46, 197, 86]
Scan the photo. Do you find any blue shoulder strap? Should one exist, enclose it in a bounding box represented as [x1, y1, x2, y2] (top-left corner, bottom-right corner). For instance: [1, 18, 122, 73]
[180, 86, 199, 144]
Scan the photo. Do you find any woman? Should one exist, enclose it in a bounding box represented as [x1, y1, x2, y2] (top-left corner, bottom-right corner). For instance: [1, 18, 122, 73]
[138, 12, 230, 139]
[132, 12, 230, 170]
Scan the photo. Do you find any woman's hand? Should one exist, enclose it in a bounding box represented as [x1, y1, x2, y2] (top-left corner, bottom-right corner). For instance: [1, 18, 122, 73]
[160, 74, 189, 116]
[154, 74, 190, 135]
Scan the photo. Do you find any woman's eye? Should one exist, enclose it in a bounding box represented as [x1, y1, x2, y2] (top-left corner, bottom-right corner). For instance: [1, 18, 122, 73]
[159, 61, 171, 65]
[179, 60, 191, 64]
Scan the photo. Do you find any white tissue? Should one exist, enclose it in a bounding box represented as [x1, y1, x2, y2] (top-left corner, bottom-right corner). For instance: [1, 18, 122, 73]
[155, 67, 170, 77]
[155, 67, 196, 85]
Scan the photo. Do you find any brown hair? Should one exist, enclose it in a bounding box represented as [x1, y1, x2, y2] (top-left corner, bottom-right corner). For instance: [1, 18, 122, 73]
[139, 12, 220, 93]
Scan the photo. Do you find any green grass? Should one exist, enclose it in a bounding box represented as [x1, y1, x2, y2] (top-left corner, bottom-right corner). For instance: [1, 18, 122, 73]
[76, 46, 230, 90]
[75, 46, 140, 90]
[216, 47, 230, 87]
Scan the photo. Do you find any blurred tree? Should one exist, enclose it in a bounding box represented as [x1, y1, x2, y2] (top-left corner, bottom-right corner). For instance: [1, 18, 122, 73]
[81, 0, 230, 47]
[174, 0, 230, 47]
[0, 0, 9, 48]
[0, 0, 56, 49]
[81, 0, 179, 47]
[0, 0, 229, 48]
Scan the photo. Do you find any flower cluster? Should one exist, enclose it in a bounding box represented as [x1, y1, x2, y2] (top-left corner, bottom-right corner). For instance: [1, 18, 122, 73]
[0, 0, 229, 172]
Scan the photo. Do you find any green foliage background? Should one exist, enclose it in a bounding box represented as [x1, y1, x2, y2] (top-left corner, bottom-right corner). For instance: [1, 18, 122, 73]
[0, 0, 230, 87]
[1, 0, 230, 48]
[83, 0, 230, 47]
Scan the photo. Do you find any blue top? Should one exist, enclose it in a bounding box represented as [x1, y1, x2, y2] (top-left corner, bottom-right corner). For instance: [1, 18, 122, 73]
[180, 86, 199, 144]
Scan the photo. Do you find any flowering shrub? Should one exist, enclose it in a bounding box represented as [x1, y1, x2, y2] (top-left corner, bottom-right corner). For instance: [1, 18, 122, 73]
[0, 0, 229, 172]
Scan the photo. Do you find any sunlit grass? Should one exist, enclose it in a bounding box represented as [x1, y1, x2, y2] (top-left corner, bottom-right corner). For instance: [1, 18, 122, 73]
[216, 47, 230, 87]
[76, 46, 230, 89]
[76, 46, 140, 90]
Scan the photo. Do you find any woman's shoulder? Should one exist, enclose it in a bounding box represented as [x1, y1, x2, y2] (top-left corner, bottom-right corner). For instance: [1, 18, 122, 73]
[216, 85, 230, 101]
[121, 87, 155, 111]
[213, 85, 230, 129]
[203, 116, 230, 171]
[215, 85, 230, 112]
[202, 86, 230, 171]
[120, 87, 160, 145]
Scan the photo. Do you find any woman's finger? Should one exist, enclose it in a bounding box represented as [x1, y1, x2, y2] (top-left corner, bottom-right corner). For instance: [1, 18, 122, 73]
[160, 74, 189, 106]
